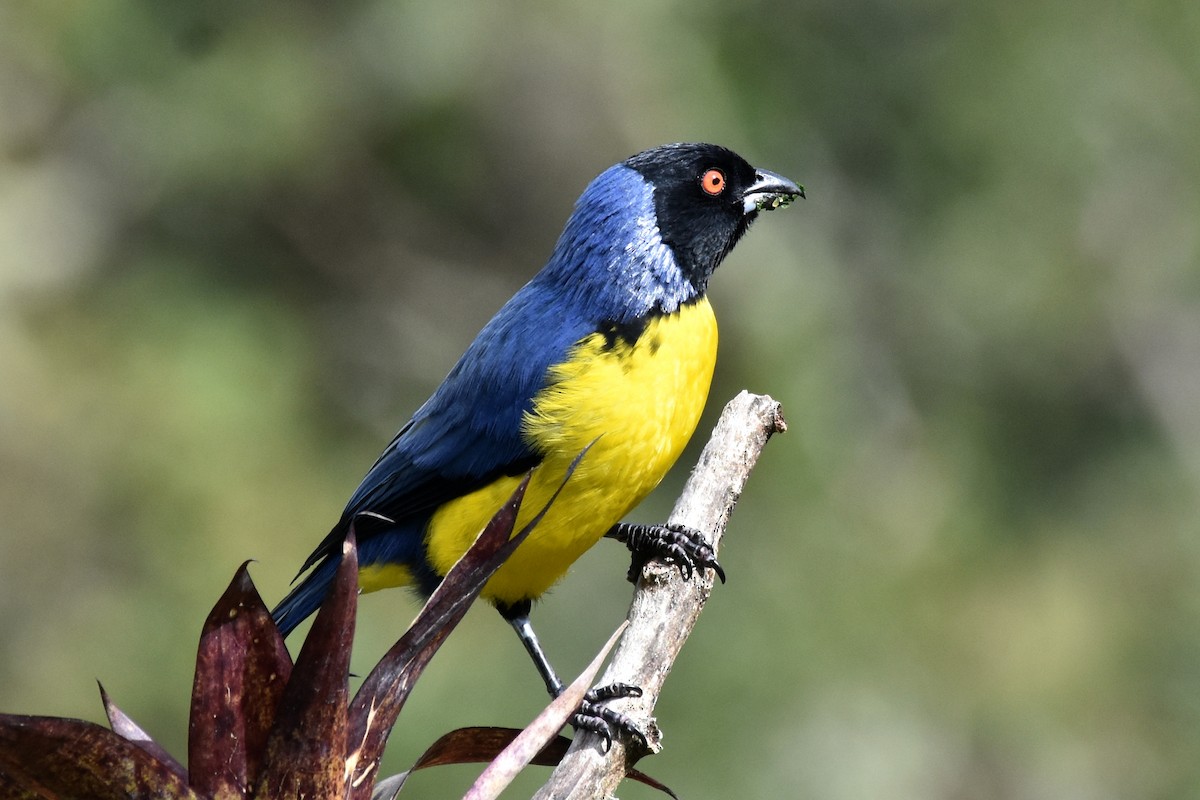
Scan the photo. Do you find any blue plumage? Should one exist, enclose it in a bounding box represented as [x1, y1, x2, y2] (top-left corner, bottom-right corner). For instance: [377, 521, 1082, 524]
[540, 163, 697, 319]
[273, 163, 694, 632]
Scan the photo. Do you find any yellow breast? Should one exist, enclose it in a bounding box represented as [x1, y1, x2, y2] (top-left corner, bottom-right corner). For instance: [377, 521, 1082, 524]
[422, 297, 719, 605]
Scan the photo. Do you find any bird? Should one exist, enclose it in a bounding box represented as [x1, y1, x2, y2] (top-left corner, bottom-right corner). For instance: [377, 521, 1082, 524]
[272, 142, 802, 742]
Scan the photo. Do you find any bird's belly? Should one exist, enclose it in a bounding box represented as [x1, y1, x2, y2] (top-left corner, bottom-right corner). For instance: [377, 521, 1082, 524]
[425, 298, 719, 605]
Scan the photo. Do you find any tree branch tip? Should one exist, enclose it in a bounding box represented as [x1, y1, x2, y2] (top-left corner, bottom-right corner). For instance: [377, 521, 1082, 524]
[748, 392, 786, 434]
[642, 721, 664, 755]
[770, 403, 787, 434]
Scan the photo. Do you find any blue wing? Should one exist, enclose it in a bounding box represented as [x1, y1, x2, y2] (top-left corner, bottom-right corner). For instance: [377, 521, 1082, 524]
[292, 278, 594, 577]
[273, 161, 678, 633]
[273, 279, 594, 634]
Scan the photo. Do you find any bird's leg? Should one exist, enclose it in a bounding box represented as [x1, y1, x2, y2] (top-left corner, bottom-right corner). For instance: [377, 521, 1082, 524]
[503, 601, 564, 697]
[496, 600, 645, 750]
[605, 522, 726, 584]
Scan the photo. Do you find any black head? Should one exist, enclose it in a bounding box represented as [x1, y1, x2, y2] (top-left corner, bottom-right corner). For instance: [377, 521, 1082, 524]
[623, 143, 803, 293]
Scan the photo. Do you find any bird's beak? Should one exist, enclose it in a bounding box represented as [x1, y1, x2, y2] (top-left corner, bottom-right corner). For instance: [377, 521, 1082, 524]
[741, 169, 805, 215]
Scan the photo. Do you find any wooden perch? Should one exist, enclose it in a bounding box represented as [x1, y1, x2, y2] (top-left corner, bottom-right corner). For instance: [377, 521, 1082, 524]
[532, 391, 787, 800]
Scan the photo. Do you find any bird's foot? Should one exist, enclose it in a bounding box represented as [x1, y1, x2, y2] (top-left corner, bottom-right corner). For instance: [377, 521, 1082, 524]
[570, 682, 646, 752]
[606, 522, 726, 584]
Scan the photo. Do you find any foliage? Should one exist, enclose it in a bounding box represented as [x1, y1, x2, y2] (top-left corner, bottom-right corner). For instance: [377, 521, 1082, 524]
[0, 479, 580, 799]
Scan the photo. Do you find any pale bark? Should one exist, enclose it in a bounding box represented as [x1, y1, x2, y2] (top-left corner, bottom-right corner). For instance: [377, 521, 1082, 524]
[533, 391, 787, 800]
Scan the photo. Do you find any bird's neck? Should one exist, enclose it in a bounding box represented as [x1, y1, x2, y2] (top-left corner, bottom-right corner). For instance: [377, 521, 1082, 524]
[541, 170, 700, 320]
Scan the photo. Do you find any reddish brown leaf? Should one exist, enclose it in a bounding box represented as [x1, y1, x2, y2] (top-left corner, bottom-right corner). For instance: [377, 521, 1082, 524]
[412, 727, 571, 771]
[0, 715, 199, 800]
[620, 766, 679, 799]
[345, 473, 533, 799]
[252, 533, 358, 799]
[0, 769, 46, 800]
[384, 727, 677, 800]
[347, 449, 590, 800]
[99, 683, 186, 782]
[187, 561, 292, 797]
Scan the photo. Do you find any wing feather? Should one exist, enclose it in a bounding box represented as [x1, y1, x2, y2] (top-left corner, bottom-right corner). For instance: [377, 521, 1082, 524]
[296, 280, 591, 573]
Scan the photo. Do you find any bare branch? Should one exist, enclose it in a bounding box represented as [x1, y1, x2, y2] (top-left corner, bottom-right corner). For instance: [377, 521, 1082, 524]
[533, 391, 787, 800]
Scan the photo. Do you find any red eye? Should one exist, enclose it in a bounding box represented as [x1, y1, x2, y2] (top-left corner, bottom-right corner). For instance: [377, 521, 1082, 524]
[700, 168, 726, 196]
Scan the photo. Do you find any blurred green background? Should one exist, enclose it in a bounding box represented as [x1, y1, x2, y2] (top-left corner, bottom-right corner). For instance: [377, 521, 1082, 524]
[2, 1, 1198, 797]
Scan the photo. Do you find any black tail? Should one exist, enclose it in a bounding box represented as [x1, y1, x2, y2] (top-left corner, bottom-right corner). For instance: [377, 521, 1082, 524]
[271, 556, 339, 637]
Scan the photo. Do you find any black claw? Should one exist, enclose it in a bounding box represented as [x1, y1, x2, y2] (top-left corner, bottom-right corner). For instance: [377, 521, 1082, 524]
[570, 682, 648, 751]
[570, 708, 616, 751]
[608, 522, 726, 584]
[586, 682, 642, 702]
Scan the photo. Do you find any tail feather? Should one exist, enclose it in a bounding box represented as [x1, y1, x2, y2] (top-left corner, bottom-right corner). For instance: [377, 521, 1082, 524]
[271, 556, 339, 636]
[273, 519, 435, 637]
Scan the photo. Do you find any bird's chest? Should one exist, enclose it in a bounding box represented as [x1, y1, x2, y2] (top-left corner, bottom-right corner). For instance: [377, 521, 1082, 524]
[523, 297, 719, 501]
[424, 298, 718, 604]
